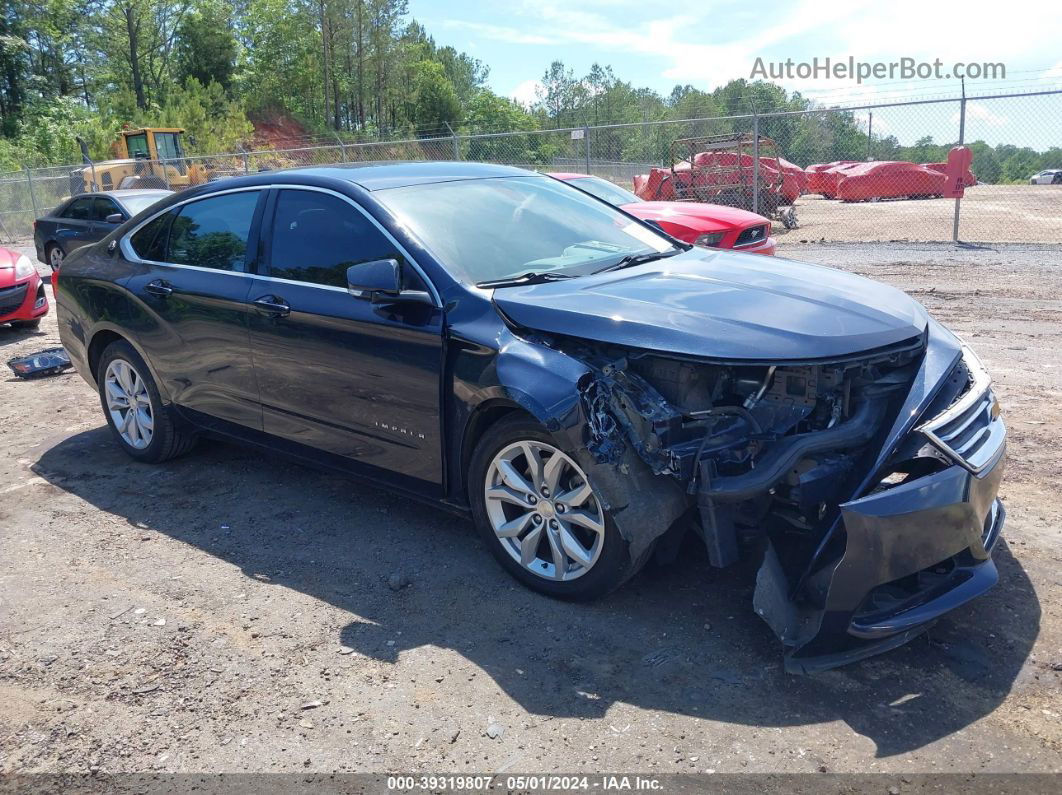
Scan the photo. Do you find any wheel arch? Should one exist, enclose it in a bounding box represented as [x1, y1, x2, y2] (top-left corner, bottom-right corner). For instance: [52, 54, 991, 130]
[459, 399, 536, 500]
[85, 326, 171, 402]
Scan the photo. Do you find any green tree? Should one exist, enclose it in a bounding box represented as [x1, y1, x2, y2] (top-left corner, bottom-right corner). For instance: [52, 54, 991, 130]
[408, 59, 459, 132]
[175, 3, 237, 91]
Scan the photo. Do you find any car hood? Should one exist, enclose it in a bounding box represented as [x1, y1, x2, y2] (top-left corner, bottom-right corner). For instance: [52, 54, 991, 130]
[492, 249, 929, 361]
[623, 201, 766, 233]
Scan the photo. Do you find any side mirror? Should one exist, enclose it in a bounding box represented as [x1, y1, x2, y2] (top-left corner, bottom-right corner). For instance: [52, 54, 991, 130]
[346, 259, 434, 306]
[105, 213, 125, 225]
[347, 258, 401, 296]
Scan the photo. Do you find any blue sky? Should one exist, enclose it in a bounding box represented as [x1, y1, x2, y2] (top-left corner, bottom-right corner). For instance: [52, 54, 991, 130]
[413, 0, 1062, 149]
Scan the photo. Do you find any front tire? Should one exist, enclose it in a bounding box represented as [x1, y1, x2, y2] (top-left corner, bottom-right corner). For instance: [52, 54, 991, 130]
[97, 340, 197, 463]
[469, 415, 637, 600]
[10, 318, 41, 330]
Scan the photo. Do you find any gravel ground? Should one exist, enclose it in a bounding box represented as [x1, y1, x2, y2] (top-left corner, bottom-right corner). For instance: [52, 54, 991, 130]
[777, 185, 1062, 244]
[1, 241, 1060, 776]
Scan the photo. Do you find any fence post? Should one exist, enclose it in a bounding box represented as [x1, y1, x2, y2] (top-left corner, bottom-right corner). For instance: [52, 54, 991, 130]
[867, 112, 873, 160]
[242, 151, 250, 175]
[584, 126, 591, 174]
[751, 115, 760, 215]
[332, 132, 348, 163]
[445, 122, 460, 161]
[952, 82, 966, 243]
[23, 167, 40, 218]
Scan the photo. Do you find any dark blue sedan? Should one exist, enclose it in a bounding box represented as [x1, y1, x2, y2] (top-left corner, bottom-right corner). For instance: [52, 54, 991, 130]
[34, 189, 172, 271]
[53, 163, 1006, 673]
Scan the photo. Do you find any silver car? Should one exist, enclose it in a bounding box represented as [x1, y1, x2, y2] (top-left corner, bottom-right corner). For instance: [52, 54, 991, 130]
[1029, 169, 1062, 185]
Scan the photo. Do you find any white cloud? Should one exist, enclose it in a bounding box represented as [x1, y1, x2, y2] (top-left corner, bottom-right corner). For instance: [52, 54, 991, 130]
[441, 20, 560, 47]
[510, 79, 543, 107]
[954, 103, 1008, 127]
[461, 0, 1060, 102]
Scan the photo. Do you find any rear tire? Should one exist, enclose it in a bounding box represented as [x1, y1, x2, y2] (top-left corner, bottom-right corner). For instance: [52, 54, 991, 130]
[46, 244, 64, 272]
[469, 414, 640, 601]
[96, 340, 197, 463]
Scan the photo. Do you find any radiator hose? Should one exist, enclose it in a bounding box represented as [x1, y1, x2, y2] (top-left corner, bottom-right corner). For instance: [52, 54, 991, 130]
[701, 397, 888, 502]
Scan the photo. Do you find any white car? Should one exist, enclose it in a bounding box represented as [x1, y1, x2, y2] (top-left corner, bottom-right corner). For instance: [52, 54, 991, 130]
[1030, 169, 1062, 185]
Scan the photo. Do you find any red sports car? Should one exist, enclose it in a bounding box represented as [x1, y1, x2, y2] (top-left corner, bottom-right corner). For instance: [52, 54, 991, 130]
[0, 246, 49, 329]
[550, 173, 776, 255]
[836, 161, 947, 202]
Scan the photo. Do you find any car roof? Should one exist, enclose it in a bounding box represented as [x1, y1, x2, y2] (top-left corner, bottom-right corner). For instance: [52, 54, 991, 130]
[547, 172, 593, 180]
[278, 161, 538, 190]
[109, 189, 174, 198]
[71, 189, 173, 201]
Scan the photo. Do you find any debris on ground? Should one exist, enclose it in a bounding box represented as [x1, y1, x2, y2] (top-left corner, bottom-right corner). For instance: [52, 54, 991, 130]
[7, 347, 72, 379]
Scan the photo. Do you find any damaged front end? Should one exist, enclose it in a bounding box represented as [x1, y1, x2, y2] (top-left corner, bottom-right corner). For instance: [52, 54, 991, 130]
[540, 322, 1006, 672]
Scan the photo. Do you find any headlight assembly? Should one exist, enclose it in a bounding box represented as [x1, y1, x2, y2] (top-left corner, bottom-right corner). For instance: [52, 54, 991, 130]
[694, 232, 725, 248]
[14, 254, 36, 280]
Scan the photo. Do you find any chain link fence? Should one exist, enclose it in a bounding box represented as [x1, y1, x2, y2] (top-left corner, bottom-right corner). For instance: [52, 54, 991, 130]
[3, 90, 1060, 247]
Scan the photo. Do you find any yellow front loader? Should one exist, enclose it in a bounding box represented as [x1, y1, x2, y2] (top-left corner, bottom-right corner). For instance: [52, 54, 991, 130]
[71, 128, 211, 194]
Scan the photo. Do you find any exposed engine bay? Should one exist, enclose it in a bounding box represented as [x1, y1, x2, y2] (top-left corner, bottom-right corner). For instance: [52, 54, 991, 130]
[538, 333, 926, 568]
[511, 322, 1006, 673]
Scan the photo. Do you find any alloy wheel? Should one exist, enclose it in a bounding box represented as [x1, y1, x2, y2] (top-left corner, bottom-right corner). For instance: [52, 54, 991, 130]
[104, 359, 154, 450]
[484, 441, 605, 581]
[49, 246, 64, 270]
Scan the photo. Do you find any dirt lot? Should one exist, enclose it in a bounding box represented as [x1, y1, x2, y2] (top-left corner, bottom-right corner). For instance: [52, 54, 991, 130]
[1, 242, 1061, 776]
[778, 184, 1062, 245]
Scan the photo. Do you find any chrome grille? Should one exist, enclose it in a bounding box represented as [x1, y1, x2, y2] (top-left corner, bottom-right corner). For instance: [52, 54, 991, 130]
[918, 347, 1005, 474]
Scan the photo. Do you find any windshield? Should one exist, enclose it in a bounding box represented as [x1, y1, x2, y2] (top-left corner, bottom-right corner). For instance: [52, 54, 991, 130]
[568, 176, 643, 206]
[120, 193, 172, 216]
[376, 176, 674, 285]
[125, 133, 149, 158]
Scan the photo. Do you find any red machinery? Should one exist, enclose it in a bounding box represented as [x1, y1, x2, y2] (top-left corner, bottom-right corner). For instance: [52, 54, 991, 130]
[633, 134, 802, 229]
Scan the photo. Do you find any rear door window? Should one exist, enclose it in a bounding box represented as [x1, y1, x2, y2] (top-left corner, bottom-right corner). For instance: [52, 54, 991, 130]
[168, 191, 261, 271]
[61, 198, 94, 220]
[267, 189, 396, 287]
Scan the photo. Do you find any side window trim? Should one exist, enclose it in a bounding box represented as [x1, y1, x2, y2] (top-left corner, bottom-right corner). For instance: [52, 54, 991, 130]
[261, 184, 441, 306]
[120, 187, 264, 272]
[119, 184, 439, 306]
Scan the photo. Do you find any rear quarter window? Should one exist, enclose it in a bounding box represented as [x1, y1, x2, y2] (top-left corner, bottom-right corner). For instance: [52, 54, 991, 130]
[130, 211, 174, 262]
[61, 198, 94, 220]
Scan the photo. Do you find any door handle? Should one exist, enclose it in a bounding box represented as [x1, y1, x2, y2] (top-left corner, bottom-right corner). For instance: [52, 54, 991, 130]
[252, 295, 291, 317]
[145, 280, 173, 297]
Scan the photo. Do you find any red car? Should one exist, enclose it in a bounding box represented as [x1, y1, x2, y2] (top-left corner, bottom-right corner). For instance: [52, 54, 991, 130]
[836, 161, 947, 202]
[806, 161, 863, 198]
[0, 247, 49, 329]
[550, 173, 776, 255]
[922, 161, 977, 188]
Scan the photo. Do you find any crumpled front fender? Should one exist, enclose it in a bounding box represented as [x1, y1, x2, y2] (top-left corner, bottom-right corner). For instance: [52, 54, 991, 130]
[455, 327, 691, 562]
